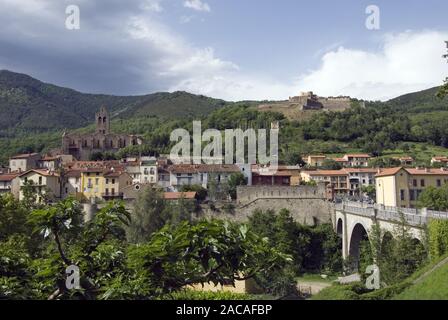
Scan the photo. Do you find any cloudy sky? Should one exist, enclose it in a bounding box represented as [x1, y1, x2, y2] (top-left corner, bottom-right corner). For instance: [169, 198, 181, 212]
[0, 0, 447, 101]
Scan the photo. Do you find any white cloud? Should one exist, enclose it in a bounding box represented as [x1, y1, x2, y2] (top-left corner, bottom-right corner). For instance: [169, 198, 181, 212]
[184, 0, 210, 12]
[0, 0, 446, 102]
[295, 31, 448, 101]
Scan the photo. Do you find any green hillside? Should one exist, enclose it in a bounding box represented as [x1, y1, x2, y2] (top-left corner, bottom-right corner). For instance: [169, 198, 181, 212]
[0, 70, 226, 133]
[394, 257, 448, 300]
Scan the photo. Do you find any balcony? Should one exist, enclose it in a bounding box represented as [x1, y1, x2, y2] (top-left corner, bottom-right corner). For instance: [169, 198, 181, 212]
[102, 192, 123, 200]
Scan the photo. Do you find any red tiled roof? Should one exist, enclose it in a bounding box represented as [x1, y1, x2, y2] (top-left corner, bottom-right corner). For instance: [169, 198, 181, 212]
[344, 154, 371, 158]
[376, 167, 448, 177]
[343, 168, 378, 173]
[303, 170, 348, 176]
[405, 168, 448, 175]
[18, 169, 60, 178]
[164, 192, 197, 200]
[10, 153, 40, 160]
[168, 164, 240, 174]
[0, 173, 19, 182]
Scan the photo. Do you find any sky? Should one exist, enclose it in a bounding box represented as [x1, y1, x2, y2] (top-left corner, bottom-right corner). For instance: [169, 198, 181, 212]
[0, 0, 447, 101]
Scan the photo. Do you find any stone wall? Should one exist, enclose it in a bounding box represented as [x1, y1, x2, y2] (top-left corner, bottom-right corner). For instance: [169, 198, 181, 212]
[199, 184, 333, 225]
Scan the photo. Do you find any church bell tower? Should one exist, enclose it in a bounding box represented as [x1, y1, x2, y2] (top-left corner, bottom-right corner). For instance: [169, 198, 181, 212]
[95, 106, 110, 134]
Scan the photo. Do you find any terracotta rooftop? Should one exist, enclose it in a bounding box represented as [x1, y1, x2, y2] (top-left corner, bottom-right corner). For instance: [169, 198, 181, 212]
[18, 169, 60, 177]
[0, 173, 19, 182]
[375, 167, 448, 177]
[164, 192, 197, 200]
[168, 164, 240, 174]
[302, 170, 348, 176]
[10, 153, 40, 160]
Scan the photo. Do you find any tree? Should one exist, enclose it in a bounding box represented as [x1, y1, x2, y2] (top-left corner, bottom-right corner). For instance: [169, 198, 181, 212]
[227, 172, 247, 200]
[437, 42, 448, 99]
[179, 184, 207, 201]
[320, 159, 343, 170]
[27, 199, 131, 299]
[126, 186, 167, 243]
[103, 220, 291, 299]
[361, 185, 376, 201]
[418, 184, 448, 211]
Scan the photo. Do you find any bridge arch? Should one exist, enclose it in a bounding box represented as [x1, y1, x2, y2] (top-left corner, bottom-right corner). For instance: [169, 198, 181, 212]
[348, 222, 369, 269]
[336, 218, 343, 237]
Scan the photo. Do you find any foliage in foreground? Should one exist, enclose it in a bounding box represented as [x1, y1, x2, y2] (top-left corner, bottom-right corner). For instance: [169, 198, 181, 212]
[0, 196, 290, 300]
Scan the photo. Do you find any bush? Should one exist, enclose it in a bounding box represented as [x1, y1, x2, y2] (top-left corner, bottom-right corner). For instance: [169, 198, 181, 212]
[428, 219, 448, 259]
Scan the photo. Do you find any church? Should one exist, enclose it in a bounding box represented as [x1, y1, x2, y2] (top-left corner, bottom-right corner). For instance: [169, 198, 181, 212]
[62, 106, 143, 160]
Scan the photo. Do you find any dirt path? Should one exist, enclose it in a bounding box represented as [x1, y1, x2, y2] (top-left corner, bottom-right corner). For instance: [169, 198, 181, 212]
[297, 281, 332, 295]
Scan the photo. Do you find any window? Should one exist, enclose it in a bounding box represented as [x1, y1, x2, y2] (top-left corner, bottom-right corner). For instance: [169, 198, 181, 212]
[38, 176, 42, 185]
[105, 188, 109, 195]
[95, 178, 99, 185]
[409, 190, 415, 201]
[112, 179, 115, 184]
[400, 189, 405, 201]
[413, 179, 417, 187]
[111, 188, 115, 195]
[150, 168, 155, 175]
[106, 178, 109, 184]
[437, 179, 442, 187]
[421, 179, 425, 187]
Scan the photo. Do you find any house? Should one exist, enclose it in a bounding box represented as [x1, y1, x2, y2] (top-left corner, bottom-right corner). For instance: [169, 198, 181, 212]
[38, 156, 62, 171]
[62, 170, 82, 199]
[376, 167, 448, 208]
[304, 155, 327, 167]
[431, 156, 448, 166]
[18, 169, 61, 203]
[251, 165, 300, 186]
[80, 167, 133, 201]
[9, 153, 41, 173]
[0, 173, 20, 198]
[301, 170, 349, 198]
[167, 164, 240, 190]
[140, 157, 158, 184]
[344, 168, 377, 195]
[334, 154, 371, 167]
[395, 156, 414, 166]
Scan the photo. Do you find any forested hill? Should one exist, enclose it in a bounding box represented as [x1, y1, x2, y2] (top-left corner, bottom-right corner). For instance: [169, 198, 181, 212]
[0, 70, 227, 133]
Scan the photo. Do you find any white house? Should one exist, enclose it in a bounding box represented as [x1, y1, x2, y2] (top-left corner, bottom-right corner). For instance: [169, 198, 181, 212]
[18, 169, 61, 202]
[167, 164, 240, 190]
[9, 153, 41, 173]
[0, 173, 20, 199]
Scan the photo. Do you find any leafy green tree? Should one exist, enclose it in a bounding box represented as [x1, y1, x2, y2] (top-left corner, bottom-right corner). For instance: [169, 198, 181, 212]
[126, 186, 167, 243]
[418, 184, 448, 211]
[103, 220, 291, 299]
[227, 172, 247, 200]
[27, 199, 131, 299]
[320, 159, 343, 170]
[361, 185, 376, 201]
[179, 184, 207, 201]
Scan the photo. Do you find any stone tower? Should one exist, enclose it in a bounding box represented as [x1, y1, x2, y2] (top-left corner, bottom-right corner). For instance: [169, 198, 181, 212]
[95, 106, 110, 134]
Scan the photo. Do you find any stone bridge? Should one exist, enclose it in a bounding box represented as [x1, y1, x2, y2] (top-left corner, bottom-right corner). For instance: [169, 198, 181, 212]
[334, 201, 448, 265]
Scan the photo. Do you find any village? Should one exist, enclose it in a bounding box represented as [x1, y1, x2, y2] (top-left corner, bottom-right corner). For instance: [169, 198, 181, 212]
[1, 107, 448, 212]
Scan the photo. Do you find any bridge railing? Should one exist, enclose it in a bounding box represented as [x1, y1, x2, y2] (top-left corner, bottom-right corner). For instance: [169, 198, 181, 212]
[337, 201, 448, 226]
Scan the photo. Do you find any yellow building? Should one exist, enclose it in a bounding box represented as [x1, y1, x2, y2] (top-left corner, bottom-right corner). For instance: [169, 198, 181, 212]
[80, 168, 132, 201]
[376, 167, 448, 208]
[304, 155, 327, 167]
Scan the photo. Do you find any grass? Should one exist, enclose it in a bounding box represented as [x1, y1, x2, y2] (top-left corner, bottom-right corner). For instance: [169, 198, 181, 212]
[311, 254, 448, 300]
